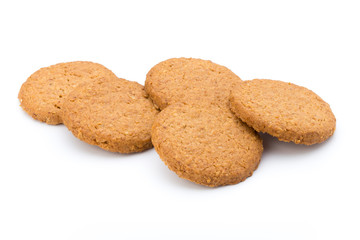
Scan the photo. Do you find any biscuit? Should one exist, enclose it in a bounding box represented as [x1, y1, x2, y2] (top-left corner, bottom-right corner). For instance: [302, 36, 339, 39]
[229, 79, 336, 145]
[151, 103, 263, 187]
[62, 77, 159, 153]
[145, 58, 242, 109]
[18, 61, 118, 124]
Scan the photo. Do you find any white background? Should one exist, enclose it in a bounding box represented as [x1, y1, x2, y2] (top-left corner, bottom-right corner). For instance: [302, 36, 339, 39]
[0, 1, 359, 239]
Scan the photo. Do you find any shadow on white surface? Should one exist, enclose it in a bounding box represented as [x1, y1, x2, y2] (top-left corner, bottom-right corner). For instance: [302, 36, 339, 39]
[260, 132, 334, 158]
[153, 155, 212, 190]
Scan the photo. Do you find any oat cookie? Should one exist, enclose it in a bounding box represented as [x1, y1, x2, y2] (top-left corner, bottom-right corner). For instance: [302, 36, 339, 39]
[145, 58, 242, 109]
[62, 77, 158, 153]
[151, 103, 263, 187]
[18, 61, 118, 124]
[229, 79, 336, 145]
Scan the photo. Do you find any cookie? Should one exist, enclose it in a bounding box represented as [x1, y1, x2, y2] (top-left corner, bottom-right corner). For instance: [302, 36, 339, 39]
[18, 61, 118, 124]
[145, 58, 242, 110]
[62, 77, 159, 153]
[229, 79, 336, 145]
[151, 103, 263, 187]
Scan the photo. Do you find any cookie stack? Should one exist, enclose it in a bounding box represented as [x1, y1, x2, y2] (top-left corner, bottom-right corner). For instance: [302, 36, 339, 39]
[18, 59, 336, 187]
[18, 62, 158, 153]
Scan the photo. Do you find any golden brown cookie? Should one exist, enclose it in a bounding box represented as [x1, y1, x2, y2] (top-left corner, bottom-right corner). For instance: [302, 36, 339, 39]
[18, 61, 118, 124]
[229, 79, 336, 145]
[62, 77, 159, 153]
[151, 103, 263, 187]
[145, 58, 242, 109]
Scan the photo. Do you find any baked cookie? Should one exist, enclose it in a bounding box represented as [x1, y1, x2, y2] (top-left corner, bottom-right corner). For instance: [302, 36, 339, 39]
[18, 61, 118, 124]
[229, 79, 336, 145]
[151, 103, 263, 187]
[145, 58, 242, 109]
[62, 77, 159, 153]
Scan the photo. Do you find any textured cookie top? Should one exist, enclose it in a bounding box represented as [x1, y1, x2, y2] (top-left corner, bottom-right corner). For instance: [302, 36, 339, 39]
[18, 61, 118, 124]
[62, 78, 159, 153]
[151, 103, 263, 187]
[145, 58, 242, 109]
[229, 79, 336, 145]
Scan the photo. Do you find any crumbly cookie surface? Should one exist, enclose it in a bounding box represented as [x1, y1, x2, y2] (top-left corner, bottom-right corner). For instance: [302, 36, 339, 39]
[145, 58, 242, 109]
[151, 103, 263, 187]
[62, 78, 159, 153]
[18, 61, 118, 124]
[229, 79, 336, 145]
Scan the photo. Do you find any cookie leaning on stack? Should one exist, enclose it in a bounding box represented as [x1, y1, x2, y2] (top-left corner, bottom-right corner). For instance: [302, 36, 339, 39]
[229, 79, 336, 145]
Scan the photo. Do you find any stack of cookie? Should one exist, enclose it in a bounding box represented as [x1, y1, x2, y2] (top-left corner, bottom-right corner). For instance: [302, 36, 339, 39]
[18, 62, 158, 153]
[18, 59, 336, 187]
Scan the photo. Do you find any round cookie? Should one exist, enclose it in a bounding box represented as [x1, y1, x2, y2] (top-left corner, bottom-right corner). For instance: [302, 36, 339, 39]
[151, 103, 263, 187]
[62, 77, 159, 153]
[145, 58, 242, 110]
[18, 61, 118, 125]
[229, 79, 336, 145]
